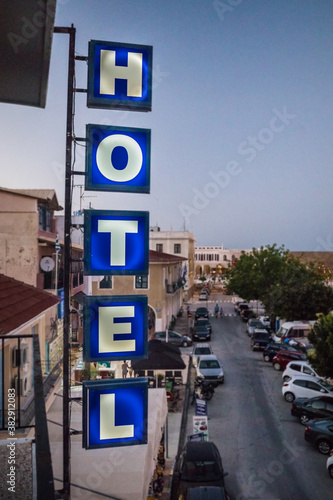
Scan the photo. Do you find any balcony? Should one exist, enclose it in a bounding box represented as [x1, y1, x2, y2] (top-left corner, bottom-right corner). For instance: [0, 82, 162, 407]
[166, 279, 184, 294]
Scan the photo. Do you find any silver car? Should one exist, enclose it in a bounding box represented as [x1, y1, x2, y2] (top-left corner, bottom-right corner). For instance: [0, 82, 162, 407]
[154, 330, 192, 347]
[246, 319, 266, 337]
[196, 355, 224, 384]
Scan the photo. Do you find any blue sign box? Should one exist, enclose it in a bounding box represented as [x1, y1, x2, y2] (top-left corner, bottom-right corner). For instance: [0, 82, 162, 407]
[84, 210, 149, 276]
[85, 124, 151, 193]
[83, 295, 148, 362]
[83, 378, 148, 449]
[87, 40, 152, 111]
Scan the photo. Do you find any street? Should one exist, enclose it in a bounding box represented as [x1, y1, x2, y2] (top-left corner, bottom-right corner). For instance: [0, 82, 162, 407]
[183, 293, 332, 500]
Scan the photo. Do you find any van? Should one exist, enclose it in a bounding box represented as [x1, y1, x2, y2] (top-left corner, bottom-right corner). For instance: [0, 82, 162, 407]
[271, 321, 315, 344]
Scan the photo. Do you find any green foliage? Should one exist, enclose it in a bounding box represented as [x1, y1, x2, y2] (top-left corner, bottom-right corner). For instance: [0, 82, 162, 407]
[199, 276, 206, 282]
[265, 259, 333, 320]
[308, 313, 333, 378]
[226, 244, 289, 302]
[227, 244, 333, 320]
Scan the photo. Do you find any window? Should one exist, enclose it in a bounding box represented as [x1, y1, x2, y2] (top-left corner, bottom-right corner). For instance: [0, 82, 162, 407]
[99, 276, 112, 289]
[294, 379, 307, 387]
[135, 275, 148, 289]
[156, 244, 163, 252]
[174, 243, 181, 254]
[290, 363, 301, 372]
[306, 381, 322, 392]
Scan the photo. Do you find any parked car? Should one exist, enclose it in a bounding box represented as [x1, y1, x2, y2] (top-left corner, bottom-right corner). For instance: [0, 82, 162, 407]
[194, 318, 212, 334]
[246, 319, 266, 337]
[271, 320, 314, 344]
[272, 350, 307, 371]
[251, 329, 271, 351]
[195, 355, 224, 384]
[327, 449, 333, 479]
[154, 330, 192, 347]
[193, 325, 211, 342]
[236, 303, 249, 315]
[263, 343, 297, 362]
[240, 309, 257, 322]
[282, 361, 321, 382]
[192, 344, 213, 368]
[304, 418, 333, 454]
[282, 376, 333, 403]
[234, 301, 244, 312]
[199, 291, 209, 301]
[187, 485, 229, 499]
[195, 307, 209, 320]
[177, 441, 228, 498]
[291, 396, 333, 425]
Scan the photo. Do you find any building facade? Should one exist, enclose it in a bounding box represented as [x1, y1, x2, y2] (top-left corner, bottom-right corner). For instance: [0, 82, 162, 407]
[149, 228, 195, 300]
[194, 245, 251, 276]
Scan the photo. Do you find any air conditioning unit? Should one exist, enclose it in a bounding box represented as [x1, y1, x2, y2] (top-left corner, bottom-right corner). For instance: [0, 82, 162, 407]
[12, 347, 28, 368]
[13, 376, 28, 396]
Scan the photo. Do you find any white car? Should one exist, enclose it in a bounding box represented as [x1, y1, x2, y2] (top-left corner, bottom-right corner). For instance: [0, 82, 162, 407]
[258, 316, 271, 329]
[199, 291, 209, 300]
[191, 343, 213, 368]
[282, 361, 321, 382]
[195, 354, 224, 384]
[282, 376, 333, 403]
[327, 450, 333, 479]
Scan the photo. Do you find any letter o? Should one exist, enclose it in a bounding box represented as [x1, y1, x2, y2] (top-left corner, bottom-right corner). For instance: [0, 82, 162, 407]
[96, 134, 143, 182]
[258, 127, 274, 144]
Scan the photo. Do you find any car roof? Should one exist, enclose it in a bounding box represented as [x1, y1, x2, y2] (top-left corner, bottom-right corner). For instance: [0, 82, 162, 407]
[276, 349, 305, 356]
[198, 354, 219, 361]
[194, 343, 211, 348]
[285, 360, 311, 367]
[155, 330, 181, 336]
[183, 441, 220, 460]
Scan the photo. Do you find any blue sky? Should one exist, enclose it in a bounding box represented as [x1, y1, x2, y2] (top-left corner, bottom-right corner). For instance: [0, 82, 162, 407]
[1, 0, 333, 251]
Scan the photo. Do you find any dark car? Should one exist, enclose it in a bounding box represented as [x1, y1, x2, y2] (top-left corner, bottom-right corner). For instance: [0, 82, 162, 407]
[194, 317, 212, 334]
[263, 342, 298, 362]
[251, 329, 271, 351]
[304, 418, 333, 454]
[291, 396, 333, 425]
[177, 441, 228, 498]
[195, 307, 209, 320]
[154, 330, 192, 347]
[272, 349, 307, 371]
[240, 309, 257, 322]
[193, 325, 211, 342]
[236, 303, 249, 315]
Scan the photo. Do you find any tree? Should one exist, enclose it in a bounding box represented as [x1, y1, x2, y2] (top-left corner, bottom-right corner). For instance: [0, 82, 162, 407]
[227, 244, 333, 320]
[264, 259, 333, 320]
[226, 245, 289, 302]
[308, 313, 333, 378]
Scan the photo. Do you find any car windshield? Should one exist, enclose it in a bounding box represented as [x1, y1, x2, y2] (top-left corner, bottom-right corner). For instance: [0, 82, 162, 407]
[200, 360, 220, 369]
[182, 460, 221, 481]
[195, 348, 211, 355]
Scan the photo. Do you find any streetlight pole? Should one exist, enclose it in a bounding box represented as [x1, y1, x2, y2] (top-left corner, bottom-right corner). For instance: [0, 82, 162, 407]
[53, 24, 76, 500]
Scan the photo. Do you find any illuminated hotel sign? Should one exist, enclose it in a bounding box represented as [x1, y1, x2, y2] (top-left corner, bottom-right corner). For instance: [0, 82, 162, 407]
[83, 378, 148, 449]
[83, 295, 148, 362]
[87, 40, 152, 111]
[84, 210, 149, 276]
[85, 124, 151, 193]
[82, 39, 153, 451]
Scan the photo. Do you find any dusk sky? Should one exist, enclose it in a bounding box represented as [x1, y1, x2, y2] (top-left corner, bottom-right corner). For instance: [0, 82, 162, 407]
[1, 0, 333, 251]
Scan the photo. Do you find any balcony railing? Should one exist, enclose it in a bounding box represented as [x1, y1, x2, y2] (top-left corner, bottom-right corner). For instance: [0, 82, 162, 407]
[166, 279, 184, 294]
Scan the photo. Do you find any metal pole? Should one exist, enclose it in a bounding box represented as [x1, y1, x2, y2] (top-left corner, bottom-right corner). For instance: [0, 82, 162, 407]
[53, 24, 76, 500]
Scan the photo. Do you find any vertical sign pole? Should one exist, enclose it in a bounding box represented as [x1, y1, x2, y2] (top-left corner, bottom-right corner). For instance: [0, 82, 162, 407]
[54, 24, 76, 500]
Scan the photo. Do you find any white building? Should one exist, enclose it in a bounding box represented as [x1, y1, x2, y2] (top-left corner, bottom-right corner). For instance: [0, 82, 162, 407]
[194, 245, 251, 276]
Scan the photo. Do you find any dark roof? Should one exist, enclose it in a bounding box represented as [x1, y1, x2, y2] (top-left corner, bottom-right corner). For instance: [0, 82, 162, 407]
[0, 274, 60, 335]
[131, 339, 186, 370]
[0, 187, 62, 211]
[149, 249, 186, 264]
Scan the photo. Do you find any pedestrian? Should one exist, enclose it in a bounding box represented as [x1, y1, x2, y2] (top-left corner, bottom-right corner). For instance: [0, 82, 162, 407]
[122, 360, 129, 379]
[214, 303, 219, 318]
